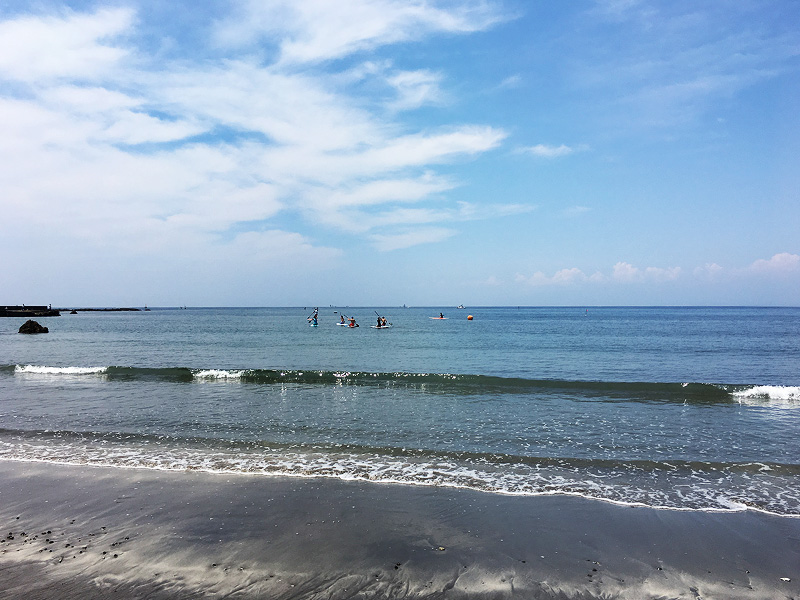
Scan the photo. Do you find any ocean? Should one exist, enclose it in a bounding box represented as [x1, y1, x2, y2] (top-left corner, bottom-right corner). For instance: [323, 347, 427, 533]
[1, 306, 798, 517]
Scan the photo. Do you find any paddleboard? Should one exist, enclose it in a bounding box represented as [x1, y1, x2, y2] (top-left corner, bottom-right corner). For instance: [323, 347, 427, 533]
[429, 317, 448, 320]
[371, 325, 392, 329]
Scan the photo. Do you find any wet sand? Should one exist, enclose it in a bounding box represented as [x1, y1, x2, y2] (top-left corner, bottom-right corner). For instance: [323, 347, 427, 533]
[1, 460, 797, 599]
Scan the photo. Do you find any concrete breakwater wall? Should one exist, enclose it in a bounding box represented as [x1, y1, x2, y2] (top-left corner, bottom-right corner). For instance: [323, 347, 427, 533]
[0, 305, 60, 317]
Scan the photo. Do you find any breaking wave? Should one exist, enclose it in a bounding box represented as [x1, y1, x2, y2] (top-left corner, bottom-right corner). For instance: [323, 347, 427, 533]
[2, 364, 797, 405]
[0, 427, 797, 517]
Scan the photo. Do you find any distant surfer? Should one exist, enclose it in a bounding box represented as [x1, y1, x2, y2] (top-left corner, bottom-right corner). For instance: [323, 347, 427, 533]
[439, 312, 444, 319]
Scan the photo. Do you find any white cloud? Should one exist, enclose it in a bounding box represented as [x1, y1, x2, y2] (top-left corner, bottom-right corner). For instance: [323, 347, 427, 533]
[692, 254, 799, 281]
[221, 230, 341, 263]
[316, 174, 456, 209]
[156, 61, 379, 151]
[496, 74, 522, 90]
[0, 8, 132, 81]
[749, 253, 800, 274]
[100, 112, 206, 145]
[694, 262, 723, 279]
[644, 266, 682, 282]
[612, 262, 682, 282]
[386, 69, 446, 110]
[612, 261, 640, 282]
[552, 268, 588, 284]
[516, 262, 680, 286]
[516, 268, 604, 286]
[0, 3, 512, 269]
[513, 255, 800, 293]
[562, 205, 591, 217]
[315, 198, 531, 236]
[43, 85, 142, 113]
[520, 144, 587, 158]
[216, 0, 504, 64]
[370, 227, 456, 251]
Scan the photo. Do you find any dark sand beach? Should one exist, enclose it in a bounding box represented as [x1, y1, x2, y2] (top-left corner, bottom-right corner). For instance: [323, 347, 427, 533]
[1, 460, 797, 599]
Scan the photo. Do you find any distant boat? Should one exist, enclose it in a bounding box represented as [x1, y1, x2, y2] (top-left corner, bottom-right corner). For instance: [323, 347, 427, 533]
[457, 305, 465, 309]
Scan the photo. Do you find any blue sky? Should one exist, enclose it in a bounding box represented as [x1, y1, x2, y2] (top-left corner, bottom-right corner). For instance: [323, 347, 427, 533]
[1, 0, 798, 306]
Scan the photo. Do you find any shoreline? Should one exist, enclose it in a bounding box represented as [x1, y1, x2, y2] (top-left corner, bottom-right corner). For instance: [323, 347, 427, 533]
[1, 460, 797, 599]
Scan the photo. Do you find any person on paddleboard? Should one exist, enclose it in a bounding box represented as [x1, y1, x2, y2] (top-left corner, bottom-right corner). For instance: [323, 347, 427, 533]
[439, 312, 444, 318]
[340, 315, 345, 324]
[349, 316, 359, 327]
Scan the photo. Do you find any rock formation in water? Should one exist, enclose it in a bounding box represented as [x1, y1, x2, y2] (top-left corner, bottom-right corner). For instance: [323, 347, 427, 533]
[19, 320, 49, 334]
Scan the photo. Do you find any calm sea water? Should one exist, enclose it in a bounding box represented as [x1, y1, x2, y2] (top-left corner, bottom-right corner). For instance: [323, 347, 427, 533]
[1, 306, 798, 516]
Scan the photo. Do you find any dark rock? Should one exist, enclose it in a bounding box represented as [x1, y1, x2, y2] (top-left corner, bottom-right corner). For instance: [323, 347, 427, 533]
[19, 320, 48, 334]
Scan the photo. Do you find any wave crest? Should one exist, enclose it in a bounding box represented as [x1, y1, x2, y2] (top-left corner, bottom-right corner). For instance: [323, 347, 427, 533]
[4, 364, 798, 406]
[14, 365, 108, 375]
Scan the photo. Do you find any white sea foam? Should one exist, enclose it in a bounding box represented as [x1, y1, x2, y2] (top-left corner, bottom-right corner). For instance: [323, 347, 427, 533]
[1, 437, 797, 517]
[193, 369, 244, 380]
[733, 385, 800, 406]
[14, 365, 108, 375]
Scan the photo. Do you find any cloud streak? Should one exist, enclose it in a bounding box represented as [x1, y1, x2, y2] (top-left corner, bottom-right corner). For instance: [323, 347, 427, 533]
[216, 0, 505, 64]
[0, 1, 514, 266]
[519, 144, 585, 158]
[576, 2, 800, 129]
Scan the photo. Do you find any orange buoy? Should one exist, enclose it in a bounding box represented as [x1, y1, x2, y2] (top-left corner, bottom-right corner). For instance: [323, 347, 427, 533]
[467, 315, 473, 320]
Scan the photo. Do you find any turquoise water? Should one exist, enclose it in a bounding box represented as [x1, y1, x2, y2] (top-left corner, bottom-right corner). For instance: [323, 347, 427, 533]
[1, 307, 798, 515]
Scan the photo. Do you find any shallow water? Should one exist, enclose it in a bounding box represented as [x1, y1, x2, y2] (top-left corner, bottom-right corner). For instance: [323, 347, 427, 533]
[1, 306, 798, 515]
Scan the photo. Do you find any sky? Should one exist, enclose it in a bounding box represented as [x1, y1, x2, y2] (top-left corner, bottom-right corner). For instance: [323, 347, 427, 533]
[1, 0, 798, 307]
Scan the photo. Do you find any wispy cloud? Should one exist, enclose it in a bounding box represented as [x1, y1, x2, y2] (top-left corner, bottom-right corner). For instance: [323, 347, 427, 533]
[386, 69, 446, 110]
[0, 2, 512, 267]
[576, 2, 800, 130]
[562, 205, 591, 218]
[215, 0, 505, 64]
[370, 227, 456, 251]
[519, 143, 584, 158]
